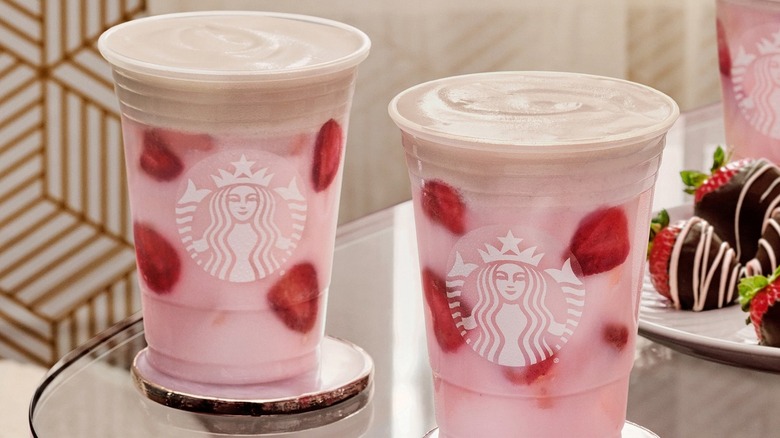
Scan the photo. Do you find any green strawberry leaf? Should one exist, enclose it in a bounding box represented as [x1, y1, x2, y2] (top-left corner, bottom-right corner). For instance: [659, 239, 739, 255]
[647, 209, 670, 257]
[680, 170, 709, 193]
[710, 146, 726, 173]
[739, 266, 780, 311]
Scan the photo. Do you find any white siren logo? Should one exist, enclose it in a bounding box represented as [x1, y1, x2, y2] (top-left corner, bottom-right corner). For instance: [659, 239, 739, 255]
[448, 228, 585, 366]
[176, 151, 307, 283]
[732, 27, 780, 139]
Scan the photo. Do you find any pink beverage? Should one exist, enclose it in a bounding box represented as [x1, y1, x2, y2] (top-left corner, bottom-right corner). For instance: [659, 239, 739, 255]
[98, 12, 369, 385]
[389, 72, 678, 438]
[717, 0, 780, 162]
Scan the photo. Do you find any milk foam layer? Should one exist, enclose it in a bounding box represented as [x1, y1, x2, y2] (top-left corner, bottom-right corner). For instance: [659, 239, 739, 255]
[389, 72, 679, 150]
[99, 12, 370, 79]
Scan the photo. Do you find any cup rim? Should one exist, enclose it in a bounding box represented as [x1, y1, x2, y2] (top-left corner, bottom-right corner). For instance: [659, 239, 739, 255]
[388, 71, 680, 154]
[98, 11, 371, 82]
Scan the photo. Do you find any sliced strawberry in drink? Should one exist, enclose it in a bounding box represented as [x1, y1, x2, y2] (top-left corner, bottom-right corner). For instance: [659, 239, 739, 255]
[268, 263, 320, 333]
[421, 180, 466, 235]
[421, 268, 465, 352]
[503, 356, 556, 385]
[149, 127, 214, 151]
[133, 222, 181, 294]
[140, 130, 184, 181]
[569, 206, 630, 276]
[603, 322, 629, 351]
[717, 19, 731, 77]
[312, 119, 343, 192]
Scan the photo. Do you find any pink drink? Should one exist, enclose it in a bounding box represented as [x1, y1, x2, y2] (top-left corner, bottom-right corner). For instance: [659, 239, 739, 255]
[99, 12, 369, 385]
[389, 72, 678, 438]
[718, 0, 780, 162]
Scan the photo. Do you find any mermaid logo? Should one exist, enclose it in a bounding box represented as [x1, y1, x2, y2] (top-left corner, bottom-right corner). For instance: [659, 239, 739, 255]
[448, 229, 585, 366]
[732, 27, 780, 139]
[176, 152, 307, 283]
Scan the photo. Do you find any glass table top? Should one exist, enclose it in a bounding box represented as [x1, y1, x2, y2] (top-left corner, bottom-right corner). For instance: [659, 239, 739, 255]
[29, 104, 780, 437]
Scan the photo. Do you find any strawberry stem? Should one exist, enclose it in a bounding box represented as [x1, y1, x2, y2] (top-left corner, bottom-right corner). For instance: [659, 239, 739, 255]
[739, 266, 780, 311]
[679, 145, 732, 194]
[647, 209, 670, 257]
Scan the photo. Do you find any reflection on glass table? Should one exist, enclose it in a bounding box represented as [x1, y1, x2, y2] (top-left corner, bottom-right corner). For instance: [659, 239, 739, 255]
[30, 104, 780, 437]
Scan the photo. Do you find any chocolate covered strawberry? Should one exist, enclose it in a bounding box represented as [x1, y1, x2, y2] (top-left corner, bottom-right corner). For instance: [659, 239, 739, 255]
[568, 206, 629, 276]
[134, 222, 181, 294]
[421, 268, 464, 352]
[268, 263, 320, 333]
[421, 179, 467, 235]
[747, 208, 780, 277]
[739, 266, 780, 347]
[681, 146, 780, 264]
[312, 118, 343, 192]
[647, 210, 742, 311]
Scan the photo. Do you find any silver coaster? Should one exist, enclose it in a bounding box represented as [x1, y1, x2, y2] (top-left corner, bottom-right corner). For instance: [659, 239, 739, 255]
[131, 336, 373, 417]
[424, 421, 658, 438]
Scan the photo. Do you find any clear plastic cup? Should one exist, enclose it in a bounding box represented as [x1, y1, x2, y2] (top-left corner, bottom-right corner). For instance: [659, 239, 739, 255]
[99, 11, 370, 386]
[389, 71, 678, 438]
[717, 0, 780, 162]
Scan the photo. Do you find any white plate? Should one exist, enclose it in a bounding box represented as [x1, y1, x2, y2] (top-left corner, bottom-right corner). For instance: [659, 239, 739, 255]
[637, 204, 780, 373]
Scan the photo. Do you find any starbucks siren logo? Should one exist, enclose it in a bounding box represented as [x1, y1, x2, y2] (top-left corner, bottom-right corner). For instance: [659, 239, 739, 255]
[176, 151, 307, 283]
[732, 27, 780, 139]
[447, 228, 585, 367]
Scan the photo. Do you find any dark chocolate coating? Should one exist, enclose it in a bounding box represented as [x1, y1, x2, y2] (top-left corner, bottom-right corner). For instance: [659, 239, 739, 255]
[673, 218, 742, 311]
[760, 302, 780, 347]
[749, 208, 780, 276]
[695, 159, 780, 265]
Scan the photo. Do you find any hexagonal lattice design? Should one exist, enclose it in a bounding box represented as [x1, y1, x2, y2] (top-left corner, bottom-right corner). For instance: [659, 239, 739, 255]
[0, 0, 146, 366]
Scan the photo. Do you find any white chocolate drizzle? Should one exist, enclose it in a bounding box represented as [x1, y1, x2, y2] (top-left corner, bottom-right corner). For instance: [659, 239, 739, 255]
[668, 217, 741, 311]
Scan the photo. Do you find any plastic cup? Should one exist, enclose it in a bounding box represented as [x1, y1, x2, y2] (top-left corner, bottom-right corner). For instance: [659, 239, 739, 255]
[98, 11, 370, 386]
[717, 0, 780, 162]
[389, 72, 678, 438]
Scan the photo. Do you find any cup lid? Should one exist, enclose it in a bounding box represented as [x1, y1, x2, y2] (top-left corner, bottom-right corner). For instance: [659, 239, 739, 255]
[98, 11, 371, 82]
[388, 71, 679, 154]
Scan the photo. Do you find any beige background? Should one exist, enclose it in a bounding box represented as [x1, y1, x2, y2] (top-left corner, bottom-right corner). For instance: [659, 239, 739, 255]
[0, 0, 720, 367]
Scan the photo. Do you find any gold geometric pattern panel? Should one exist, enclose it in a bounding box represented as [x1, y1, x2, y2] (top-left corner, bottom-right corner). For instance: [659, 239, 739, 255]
[0, 0, 146, 366]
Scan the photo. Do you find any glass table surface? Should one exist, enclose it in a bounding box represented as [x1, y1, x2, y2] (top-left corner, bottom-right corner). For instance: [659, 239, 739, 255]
[29, 104, 780, 437]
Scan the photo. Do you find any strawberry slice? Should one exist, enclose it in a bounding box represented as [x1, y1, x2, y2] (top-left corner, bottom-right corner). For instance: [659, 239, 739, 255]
[149, 127, 214, 151]
[312, 119, 343, 192]
[503, 356, 556, 386]
[268, 263, 320, 333]
[133, 222, 181, 294]
[140, 129, 184, 181]
[603, 322, 629, 351]
[739, 267, 780, 346]
[569, 206, 629, 276]
[421, 268, 464, 352]
[717, 19, 731, 77]
[421, 180, 467, 235]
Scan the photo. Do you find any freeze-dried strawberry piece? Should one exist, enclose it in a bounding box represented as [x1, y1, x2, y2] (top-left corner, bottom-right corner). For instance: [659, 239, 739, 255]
[569, 206, 629, 276]
[268, 263, 320, 333]
[421, 179, 466, 235]
[422, 268, 465, 352]
[717, 19, 731, 77]
[312, 119, 343, 192]
[503, 356, 556, 385]
[140, 130, 184, 181]
[134, 222, 181, 294]
[150, 127, 214, 151]
[603, 322, 629, 351]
